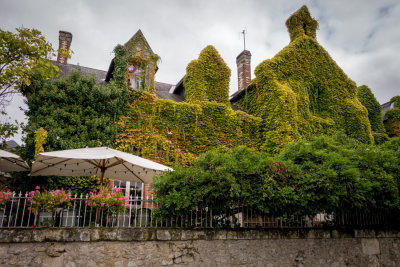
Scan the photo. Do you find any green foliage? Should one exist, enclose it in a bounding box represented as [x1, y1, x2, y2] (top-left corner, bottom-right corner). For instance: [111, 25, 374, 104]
[125, 33, 160, 92]
[34, 127, 47, 159]
[234, 7, 373, 153]
[184, 45, 230, 104]
[23, 69, 128, 190]
[357, 85, 386, 133]
[152, 146, 298, 218]
[384, 95, 400, 137]
[24, 70, 127, 154]
[111, 45, 129, 89]
[153, 134, 400, 218]
[278, 133, 399, 214]
[391, 96, 400, 108]
[286, 5, 318, 42]
[0, 27, 60, 106]
[0, 121, 18, 147]
[116, 91, 262, 167]
[46, 176, 108, 195]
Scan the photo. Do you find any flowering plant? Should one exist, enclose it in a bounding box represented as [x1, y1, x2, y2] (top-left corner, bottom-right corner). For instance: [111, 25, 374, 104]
[27, 186, 73, 215]
[86, 187, 128, 214]
[0, 190, 13, 208]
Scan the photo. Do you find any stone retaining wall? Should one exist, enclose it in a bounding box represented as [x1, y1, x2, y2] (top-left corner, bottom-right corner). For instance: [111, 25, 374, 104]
[0, 228, 399, 266]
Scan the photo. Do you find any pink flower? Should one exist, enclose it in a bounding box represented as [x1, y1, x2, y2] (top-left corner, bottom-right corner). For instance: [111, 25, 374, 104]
[107, 219, 110, 223]
[88, 203, 91, 206]
[32, 224, 37, 228]
[101, 203, 105, 206]
[27, 207, 31, 211]
[70, 198, 74, 201]
[93, 202, 96, 205]
[34, 212, 38, 216]
[35, 186, 40, 190]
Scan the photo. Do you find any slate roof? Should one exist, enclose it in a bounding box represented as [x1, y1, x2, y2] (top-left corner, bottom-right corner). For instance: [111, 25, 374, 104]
[52, 61, 182, 102]
[52, 61, 107, 84]
[155, 81, 184, 102]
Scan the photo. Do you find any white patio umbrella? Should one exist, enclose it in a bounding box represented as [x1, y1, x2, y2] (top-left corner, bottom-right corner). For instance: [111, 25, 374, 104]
[0, 149, 29, 172]
[30, 147, 172, 184]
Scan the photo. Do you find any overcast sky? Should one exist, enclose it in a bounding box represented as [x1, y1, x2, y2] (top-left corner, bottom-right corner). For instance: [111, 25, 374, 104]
[1, 0, 400, 144]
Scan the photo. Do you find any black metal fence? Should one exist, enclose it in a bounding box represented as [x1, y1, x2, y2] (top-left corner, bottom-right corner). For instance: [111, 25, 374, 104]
[0, 192, 397, 229]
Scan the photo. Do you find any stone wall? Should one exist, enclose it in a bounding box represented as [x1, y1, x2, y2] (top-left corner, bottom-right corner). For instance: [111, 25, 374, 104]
[0, 228, 399, 266]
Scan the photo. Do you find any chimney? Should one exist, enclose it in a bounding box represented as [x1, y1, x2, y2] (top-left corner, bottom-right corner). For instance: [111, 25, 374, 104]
[236, 50, 251, 91]
[57, 31, 72, 64]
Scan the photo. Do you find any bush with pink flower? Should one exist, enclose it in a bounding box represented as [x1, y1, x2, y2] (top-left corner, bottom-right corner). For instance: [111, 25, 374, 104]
[86, 187, 128, 214]
[27, 186, 73, 215]
[0, 189, 13, 208]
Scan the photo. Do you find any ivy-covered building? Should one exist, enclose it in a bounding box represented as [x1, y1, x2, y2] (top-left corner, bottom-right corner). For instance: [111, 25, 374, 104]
[50, 6, 387, 160]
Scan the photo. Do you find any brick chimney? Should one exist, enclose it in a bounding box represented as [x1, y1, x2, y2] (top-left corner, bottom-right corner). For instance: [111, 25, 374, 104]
[236, 50, 252, 91]
[57, 31, 72, 64]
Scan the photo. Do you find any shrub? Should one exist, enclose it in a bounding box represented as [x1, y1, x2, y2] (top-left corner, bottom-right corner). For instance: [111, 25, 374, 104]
[153, 133, 400, 218]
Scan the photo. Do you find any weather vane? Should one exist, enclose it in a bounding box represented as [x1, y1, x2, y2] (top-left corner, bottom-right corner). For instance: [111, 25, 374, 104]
[239, 29, 247, 50]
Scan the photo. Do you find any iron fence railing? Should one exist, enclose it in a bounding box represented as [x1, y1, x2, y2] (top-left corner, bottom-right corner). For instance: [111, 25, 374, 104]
[0, 192, 396, 229]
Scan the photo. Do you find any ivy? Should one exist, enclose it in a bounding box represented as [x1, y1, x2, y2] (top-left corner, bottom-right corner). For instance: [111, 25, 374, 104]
[234, 5, 373, 153]
[115, 91, 262, 167]
[384, 95, 400, 137]
[124, 34, 160, 93]
[357, 85, 389, 144]
[184, 45, 230, 105]
[286, 5, 318, 42]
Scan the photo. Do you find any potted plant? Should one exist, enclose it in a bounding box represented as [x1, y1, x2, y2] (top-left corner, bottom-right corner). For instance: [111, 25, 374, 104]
[27, 186, 73, 227]
[0, 190, 13, 226]
[86, 187, 128, 226]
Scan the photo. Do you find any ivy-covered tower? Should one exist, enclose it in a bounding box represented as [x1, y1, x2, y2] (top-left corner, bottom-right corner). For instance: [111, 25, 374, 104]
[184, 45, 231, 105]
[105, 30, 160, 92]
[125, 30, 160, 92]
[232, 5, 373, 152]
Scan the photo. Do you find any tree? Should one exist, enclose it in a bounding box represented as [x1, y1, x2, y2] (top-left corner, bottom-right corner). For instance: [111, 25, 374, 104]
[0, 27, 60, 109]
[19, 70, 127, 191]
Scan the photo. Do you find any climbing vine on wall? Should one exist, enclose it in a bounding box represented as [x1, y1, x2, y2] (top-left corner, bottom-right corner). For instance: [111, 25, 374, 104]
[233, 5, 373, 153]
[184, 45, 230, 105]
[115, 91, 262, 167]
[384, 95, 400, 137]
[286, 5, 318, 42]
[125, 33, 160, 93]
[357, 85, 388, 144]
